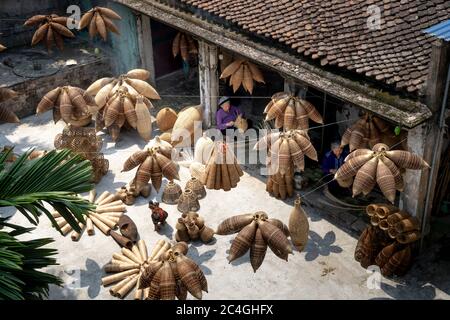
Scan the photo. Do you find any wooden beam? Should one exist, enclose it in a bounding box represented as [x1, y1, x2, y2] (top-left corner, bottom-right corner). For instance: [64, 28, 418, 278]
[114, 0, 432, 128]
[136, 13, 156, 85]
[198, 40, 219, 128]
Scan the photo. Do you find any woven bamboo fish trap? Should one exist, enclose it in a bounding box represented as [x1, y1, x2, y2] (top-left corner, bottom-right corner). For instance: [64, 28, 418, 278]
[162, 180, 183, 205]
[200, 141, 244, 191]
[54, 125, 108, 183]
[220, 58, 265, 94]
[185, 177, 206, 199]
[175, 211, 214, 244]
[335, 143, 429, 203]
[216, 211, 291, 272]
[101, 240, 208, 300]
[177, 189, 200, 214]
[51, 189, 126, 240]
[341, 113, 393, 151]
[354, 203, 419, 276]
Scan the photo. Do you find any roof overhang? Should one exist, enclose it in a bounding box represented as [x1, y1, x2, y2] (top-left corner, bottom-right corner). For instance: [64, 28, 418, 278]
[115, 0, 432, 128]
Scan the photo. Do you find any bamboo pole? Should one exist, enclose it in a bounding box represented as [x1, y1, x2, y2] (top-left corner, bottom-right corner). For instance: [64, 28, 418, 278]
[102, 269, 139, 286]
[117, 275, 139, 299]
[138, 240, 148, 261]
[99, 194, 118, 206]
[96, 205, 127, 213]
[97, 200, 124, 208]
[95, 191, 110, 204]
[90, 212, 117, 229]
[89, 215, 111, 235]
[121, 248, 142, 264]
[86, 217, 94, 235]
[132, 245, 144, 264]
[109, 275, 135, 296]
[112, 253, 136, 265]
[70, 222, 85, 241]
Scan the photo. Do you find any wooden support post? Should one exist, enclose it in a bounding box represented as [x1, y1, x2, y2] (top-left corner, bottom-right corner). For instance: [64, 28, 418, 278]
[198, 40, 219, 128]
[400, 40, 450, 245]
[136, 14, 156, 86]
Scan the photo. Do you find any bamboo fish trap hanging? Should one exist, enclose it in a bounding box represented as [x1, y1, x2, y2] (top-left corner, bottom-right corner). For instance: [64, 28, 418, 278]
[200, 141, 244, 191]
[50, 189, 126, 240]
[355, 203, 420, 277]
[340, 113, 393, 151]
[334, 143, 429, 203]
[172, 32, 198, 62]
[254, 130, 318, 200]
[220, 58, 265, 94]
[79, 6, 121, 41]
[263, 92, 323, 130]
[0, 88, 19, 123]
[86, 68, 160, 142]
[37, 86, 97, 127]
[24, 14, 75, 51]
[54, 125, 108, 183]
[216, 212, 291, 272]
[102, 240, 208, 300]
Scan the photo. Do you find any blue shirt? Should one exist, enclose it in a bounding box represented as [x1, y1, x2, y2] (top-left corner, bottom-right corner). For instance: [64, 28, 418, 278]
[321, 149, 348, 175]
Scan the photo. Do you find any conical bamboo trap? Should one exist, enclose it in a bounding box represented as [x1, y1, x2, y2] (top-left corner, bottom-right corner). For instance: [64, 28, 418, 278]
[79, 6, 121, 41]
[177, 189, 200, 213]
[86, 68, 160, 141]
[102, 240, 208, 300]
[220, 58, 265, 94]
[216, 212, 292, 272]
[334, 143, 429, 203]
[185, 176, 207, 199]
[263, 92, 323, 130]
[341, 113, 392, 151]
[36, 86, 96, 126]
[24, 14, 75, 51]
[355, 203, 418, 277]
[194, 133, 214, 165]
[156, 107, 178, 132]
[288, 196, 309, 252]
[51, 189, 126, 240]
[54, 125, 108, 183]
[175, 211, 215, 244]
[162, 181, 183, 205]
[121, 144, 179, 201]
[200, 141, 244, 191]
[254, 130, 318, 199]
[171, 105, 203, 147]
[0, 88, 19, 123]
[172, 32, 198, 62]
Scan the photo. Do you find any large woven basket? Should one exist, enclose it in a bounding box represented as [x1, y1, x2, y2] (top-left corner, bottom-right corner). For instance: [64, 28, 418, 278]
[162, 181, 183, 205]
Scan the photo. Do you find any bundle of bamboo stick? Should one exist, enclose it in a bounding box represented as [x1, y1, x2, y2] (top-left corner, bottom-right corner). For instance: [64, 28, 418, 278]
[102, 240, 208, 300]
[200, 141, 244, 191]
[355, 203, 419, 277]
[51, 189, 126, 241]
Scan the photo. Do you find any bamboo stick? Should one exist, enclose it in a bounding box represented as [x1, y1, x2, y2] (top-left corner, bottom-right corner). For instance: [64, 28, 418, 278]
[138, 240, 148, 261]
[121, 248, 142, 264]
[103, 216, 120, 224]
[55, 217, 68, 228]
[104, 262, 140, 273]
[148, 239, 165, 261]
[61, 223, 72, 235]
[143, 287, 150, 299]
[70, 222, 85, 241]
[153, 242, 170, 261]
[96, 205, 126, 213]
[132, 245, 144, 264]
[117, 274, 139, 299]
[99, 194, 118, 206]
[109, 275, 135, 296]
[88, 189, 97, 203]
[134, 284, 143, 300]
[95, 191, 110, 204]
[90, 212, 117, 229]
[97, 200, 123, 209]
[89, 215, 111, 235]
[102, 269, 139, 286]
[112, 253, 136, 265]
[86, 217, 94, 235]
[100, 211, 124, 218]
[51, 211, 61, 218]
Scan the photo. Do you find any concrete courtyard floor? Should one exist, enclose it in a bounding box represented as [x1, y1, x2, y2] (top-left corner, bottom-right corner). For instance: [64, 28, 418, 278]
[1, 111, 450, 300]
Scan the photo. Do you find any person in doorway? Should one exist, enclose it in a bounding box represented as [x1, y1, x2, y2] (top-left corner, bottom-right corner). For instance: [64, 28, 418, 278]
[321, 141, 349, 196]
[216, 96, 252, 135]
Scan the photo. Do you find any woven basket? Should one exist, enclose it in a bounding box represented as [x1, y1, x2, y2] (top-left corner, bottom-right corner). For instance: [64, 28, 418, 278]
[162, 181, 183, 205]
[177, 189, 200, 213]
[185, 177, 206, 199]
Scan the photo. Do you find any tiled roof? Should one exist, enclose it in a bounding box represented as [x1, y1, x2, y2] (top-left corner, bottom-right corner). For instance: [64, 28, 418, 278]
[178, 0, 450, 95]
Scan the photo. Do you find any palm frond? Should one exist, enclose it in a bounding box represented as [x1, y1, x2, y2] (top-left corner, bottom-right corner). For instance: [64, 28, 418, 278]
[0, 148, 95, 233]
